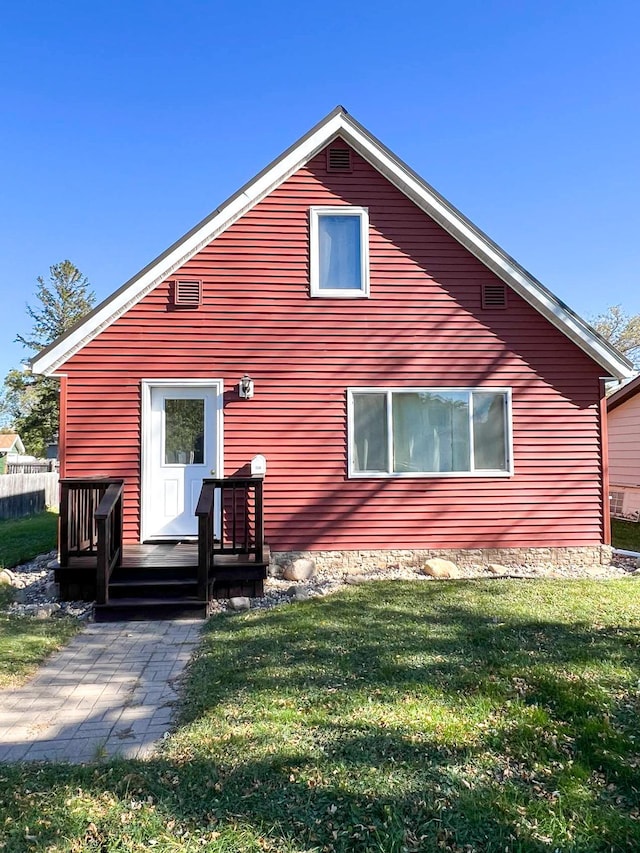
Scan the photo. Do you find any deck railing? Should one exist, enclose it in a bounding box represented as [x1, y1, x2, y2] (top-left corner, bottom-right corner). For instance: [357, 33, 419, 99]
[94, 481, 124, 605]
[59, 477, 124, 564]
[195, 481, 216, 601]
[195, 476, 265, 595]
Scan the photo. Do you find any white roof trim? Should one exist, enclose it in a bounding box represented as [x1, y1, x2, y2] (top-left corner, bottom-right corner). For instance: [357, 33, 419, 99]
[31, 107, 634, 380]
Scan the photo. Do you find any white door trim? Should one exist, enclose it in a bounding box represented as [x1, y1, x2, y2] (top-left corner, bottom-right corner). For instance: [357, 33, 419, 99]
[140, 378, 224, 542]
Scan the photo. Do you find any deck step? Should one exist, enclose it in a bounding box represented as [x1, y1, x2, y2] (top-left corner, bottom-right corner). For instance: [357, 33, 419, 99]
[109, 565, 198, 583]
[108, 578, 199, 599]
[95, 597, 208, 622]
[61, 540, 271, 618]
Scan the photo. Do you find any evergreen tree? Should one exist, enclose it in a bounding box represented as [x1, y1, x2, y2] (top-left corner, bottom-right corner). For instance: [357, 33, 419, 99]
[1, 261, 95, 456]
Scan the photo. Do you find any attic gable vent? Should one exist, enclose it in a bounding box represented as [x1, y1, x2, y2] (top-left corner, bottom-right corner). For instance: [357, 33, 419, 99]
[482, 283, 507, 309]
[327, 147, 352, 172]
[174, 279, 202, 308]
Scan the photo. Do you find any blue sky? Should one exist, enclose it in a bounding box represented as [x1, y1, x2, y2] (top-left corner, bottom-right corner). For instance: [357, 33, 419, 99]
[1, 0, 639, 382]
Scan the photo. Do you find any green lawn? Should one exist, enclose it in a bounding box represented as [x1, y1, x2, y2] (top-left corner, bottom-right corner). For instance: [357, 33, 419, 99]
[1, 579, 639, 851]
[611, 517, 640, 552]
[0, 584, 80, 688]
[0, 512, 79, 688]
[0, 510, 58, 570]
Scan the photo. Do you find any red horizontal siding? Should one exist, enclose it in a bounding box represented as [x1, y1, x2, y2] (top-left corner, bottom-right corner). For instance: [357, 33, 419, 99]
[62, 143, 606, 550]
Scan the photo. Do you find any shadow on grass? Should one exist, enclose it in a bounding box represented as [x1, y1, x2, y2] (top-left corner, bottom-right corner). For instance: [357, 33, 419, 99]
[1, 579, 639, 852]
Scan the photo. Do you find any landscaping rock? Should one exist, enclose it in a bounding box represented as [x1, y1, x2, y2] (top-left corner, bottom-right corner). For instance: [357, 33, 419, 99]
[285, 585, 310, 602]
[487, 563, 508, 575]
[0, 569, 14, 584]
[15, 603, 62, 619]
[421, 558, 460, 579]
[293, 588, 311, 602]
[229, 597, 251, 611]
[35, 604, 61, 619]
[282, 558, 317, 581]
[584, 566, 607, 577]
[45, 582, 60, 600]
[344, 574, 369, 585]
[345, 563, 370, 575]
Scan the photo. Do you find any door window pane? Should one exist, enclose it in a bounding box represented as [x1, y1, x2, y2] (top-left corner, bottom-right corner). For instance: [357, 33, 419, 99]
[393, 392, 470, 473]
[318, 215, 362, 290]
[473, 392, 507, 470]
[352, 393, 388, 472]
[164, 399, 204, 464]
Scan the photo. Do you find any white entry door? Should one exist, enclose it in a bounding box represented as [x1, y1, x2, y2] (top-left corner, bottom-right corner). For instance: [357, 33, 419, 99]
[144, 383, 222, 539]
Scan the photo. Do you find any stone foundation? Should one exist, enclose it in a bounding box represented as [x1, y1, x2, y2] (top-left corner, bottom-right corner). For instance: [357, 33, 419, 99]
[271, 545, 613, 574]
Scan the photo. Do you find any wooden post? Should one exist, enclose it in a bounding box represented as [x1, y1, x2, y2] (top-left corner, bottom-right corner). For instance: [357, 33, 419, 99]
[96, 515, 108, 605]
[254, 476, 264, 563]
[59, 480, 70, 565]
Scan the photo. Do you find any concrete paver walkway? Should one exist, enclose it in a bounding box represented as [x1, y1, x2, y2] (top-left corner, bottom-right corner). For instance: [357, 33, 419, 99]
[0, 620, 201, 763]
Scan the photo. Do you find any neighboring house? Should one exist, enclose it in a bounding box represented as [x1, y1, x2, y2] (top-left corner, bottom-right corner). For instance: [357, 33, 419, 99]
[30, 106, 634, 610]
[0, 434, 26, 474]
[607, 374, 640, 521]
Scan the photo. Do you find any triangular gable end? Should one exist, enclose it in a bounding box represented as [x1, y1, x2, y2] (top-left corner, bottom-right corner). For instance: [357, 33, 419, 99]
[31, 106, 634, 380]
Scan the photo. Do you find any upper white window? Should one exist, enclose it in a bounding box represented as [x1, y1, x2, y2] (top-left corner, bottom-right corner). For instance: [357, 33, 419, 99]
[310, 206, 369, 297]
[348, 388, 513, 477]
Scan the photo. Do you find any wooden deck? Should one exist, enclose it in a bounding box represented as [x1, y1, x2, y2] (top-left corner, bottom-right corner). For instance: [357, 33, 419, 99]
[66, 542, 270, 570]
[57, 477, 268, 620]
[66, 542, 199, 570]
[56, 542, 270, 620]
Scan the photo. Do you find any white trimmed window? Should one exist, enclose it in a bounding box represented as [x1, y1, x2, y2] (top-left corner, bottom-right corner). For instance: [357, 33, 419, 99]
[348, 388, 513, 477]
[310, 206, 369, 297]
[610, 491, 624, 517]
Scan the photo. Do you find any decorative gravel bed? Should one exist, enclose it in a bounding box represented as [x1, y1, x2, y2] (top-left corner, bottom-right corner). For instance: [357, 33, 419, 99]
[0, 551, 92, 620]
[1, 550, 637, 620]
[211, 552, 640, 614]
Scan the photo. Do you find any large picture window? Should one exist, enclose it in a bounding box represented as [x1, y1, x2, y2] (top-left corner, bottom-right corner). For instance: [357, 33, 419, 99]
[349, 388, 512, 476]
[310, 206, 369, 297]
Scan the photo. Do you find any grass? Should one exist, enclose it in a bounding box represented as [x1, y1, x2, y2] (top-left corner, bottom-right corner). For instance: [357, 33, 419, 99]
[611, 517, 640, 552]
[0, 510, 58, 570]
[0, 510, 79, 689]
[1, 578, 639, 851]
[0, 587, 80, 689]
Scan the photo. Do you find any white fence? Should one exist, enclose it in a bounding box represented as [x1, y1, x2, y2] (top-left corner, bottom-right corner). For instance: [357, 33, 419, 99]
[7, 461, 58, 474]
[0, 472, 60, 519]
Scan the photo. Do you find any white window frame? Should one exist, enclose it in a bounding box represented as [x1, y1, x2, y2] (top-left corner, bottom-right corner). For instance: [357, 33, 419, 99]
[609, 491, 624, 518]
[309, 206, 370, 298]
[347, 387, 514, 478]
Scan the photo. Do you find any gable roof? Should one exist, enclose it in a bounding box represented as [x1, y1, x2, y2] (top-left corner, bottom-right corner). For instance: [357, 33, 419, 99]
[0, 433, 25, 454]
[31, 106, 634, 380]
[607, 373, 640, 412]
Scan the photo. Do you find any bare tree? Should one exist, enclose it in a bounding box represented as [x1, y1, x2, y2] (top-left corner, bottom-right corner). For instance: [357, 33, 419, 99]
[591, 305, 640, 367]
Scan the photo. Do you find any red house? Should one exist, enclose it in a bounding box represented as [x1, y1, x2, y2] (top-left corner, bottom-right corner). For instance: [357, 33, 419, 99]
[31, 107, 633, 619]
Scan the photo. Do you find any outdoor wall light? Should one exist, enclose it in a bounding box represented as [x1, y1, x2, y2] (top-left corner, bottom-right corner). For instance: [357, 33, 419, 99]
[239, 374, 254, 399]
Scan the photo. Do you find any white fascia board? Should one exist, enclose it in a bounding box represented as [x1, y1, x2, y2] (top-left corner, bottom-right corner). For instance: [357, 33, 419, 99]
[31, 113, 345, 376]
[336, 116, 633, 381]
